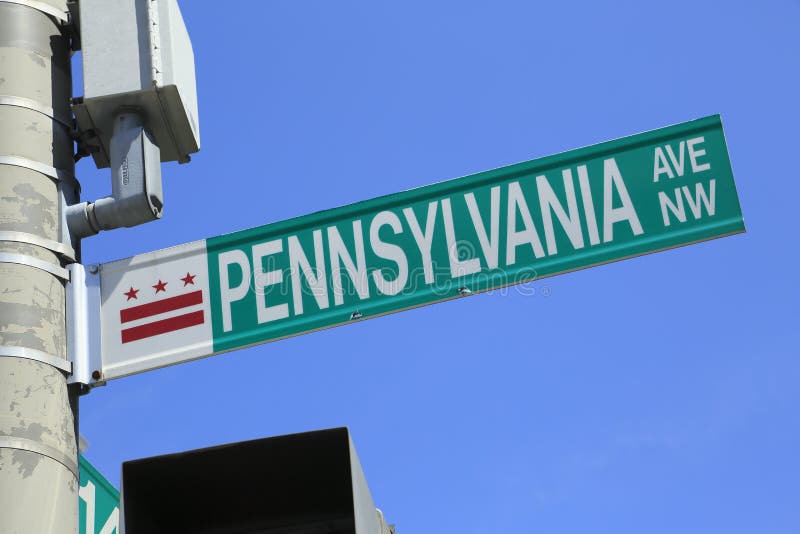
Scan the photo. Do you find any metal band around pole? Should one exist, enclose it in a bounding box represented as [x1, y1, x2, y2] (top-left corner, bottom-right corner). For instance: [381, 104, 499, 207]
[0, 155, 75, 184]
[0, 95, 72, 129]
[0, 230, 75, 261]
[0, 0, 69, 23]
[0, 436, 78, 477]
[0, 252, 69, 279]
[0, 345, 72, 373]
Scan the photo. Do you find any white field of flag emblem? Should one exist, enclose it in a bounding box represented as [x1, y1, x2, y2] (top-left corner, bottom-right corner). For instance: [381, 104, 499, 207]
[99, 240, 213, 379]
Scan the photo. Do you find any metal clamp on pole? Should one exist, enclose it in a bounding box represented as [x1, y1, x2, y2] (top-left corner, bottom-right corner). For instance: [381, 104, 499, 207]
[0, 346, 71, 374]
[67, 112, 163, 238]
[0, 0, 70, 24]
[0, 230, 76, 261]
[0, 252, 69, 279]
[0, 95, 72, 129]
[0, 436, 79, 478]
[66, 263, 104, 388]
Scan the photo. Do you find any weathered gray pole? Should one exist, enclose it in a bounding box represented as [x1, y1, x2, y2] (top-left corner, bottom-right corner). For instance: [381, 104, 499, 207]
[0, 1, 79, 532]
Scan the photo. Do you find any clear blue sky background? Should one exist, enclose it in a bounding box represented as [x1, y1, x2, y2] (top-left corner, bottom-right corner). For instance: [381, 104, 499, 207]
[76, 1, 799, 532]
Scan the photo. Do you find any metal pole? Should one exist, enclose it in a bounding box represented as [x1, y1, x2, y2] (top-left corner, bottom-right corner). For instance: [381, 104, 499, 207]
[0, 1, 79, 532]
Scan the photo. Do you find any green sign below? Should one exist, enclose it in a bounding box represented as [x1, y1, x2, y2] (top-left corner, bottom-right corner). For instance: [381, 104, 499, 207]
[96, 115, 744, 380]
[79, 455, 119, 534]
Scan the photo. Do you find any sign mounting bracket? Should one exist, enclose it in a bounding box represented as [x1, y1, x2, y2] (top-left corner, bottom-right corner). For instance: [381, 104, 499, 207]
[66, 263, 105, 389]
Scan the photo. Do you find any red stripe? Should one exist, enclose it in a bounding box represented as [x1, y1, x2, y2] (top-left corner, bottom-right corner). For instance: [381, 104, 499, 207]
[121, 310, 205, 344]
[121, 290, 203, 323]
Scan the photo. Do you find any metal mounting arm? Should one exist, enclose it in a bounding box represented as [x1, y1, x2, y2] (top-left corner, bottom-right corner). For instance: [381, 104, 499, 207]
[67, 112, 164, 237]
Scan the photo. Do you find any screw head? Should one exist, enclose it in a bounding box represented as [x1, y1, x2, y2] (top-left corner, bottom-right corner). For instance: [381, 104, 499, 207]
[91, 370, 102, 380]
[350, 311, 363, 320]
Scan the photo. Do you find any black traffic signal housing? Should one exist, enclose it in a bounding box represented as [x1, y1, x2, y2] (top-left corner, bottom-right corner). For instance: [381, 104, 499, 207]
[120, 427, 393, 534]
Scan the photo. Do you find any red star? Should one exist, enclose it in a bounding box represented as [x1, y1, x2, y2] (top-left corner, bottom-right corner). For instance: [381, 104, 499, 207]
[124, 287, 139, 301]
[153, 279, 168, 293]
[180, 272, 196, 286]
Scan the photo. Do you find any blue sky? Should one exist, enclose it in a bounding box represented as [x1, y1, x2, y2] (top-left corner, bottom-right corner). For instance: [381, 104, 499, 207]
[77, 1, 799, 532]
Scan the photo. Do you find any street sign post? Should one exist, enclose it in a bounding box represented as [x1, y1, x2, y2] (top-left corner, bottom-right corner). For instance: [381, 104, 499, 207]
[85, 115, 744, 382]
[78, 455, 120, 534]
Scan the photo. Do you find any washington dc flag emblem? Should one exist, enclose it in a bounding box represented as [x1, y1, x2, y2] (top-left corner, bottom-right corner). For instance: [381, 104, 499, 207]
[119, 273, 204, 344]
[99, 240, 214, 379]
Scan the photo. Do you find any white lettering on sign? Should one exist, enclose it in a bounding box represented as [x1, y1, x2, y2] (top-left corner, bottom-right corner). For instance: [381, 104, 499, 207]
[506, 180, 546, 265]
[653, 136, 712, 182]
[653, 140, 685, 181]
[328, 221, 370, 305]
[253, 240, 289, 324]
[370, 211, 409, 296]
[403, 202, 438, 284]
[442, 198, 481, 277]
[216, 157, 653, 332]
[659, 179, 717, 226]
[603, 158, 643, 242]
[219, 249, 251, 332]
[288, 230, 329, 314]
[464, 186, 500, 269]
[79, 479, 119, 534]
[538, 170, 584, 255]
[687, 137, 711, 173]
[576, 164, 601, 246]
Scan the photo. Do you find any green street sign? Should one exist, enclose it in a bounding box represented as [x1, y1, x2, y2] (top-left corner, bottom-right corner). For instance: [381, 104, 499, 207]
[79, 455, 120, 534]
[95, 115, 744, 380]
